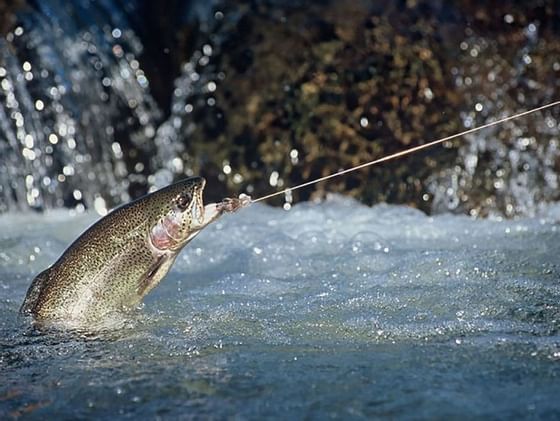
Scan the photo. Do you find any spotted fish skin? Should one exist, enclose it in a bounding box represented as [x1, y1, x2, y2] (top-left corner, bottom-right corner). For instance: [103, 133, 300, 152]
[20, 176, 224, 328]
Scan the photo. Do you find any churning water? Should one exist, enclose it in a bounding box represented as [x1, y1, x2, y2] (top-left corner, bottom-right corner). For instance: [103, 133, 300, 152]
[1, 197, 559, 418]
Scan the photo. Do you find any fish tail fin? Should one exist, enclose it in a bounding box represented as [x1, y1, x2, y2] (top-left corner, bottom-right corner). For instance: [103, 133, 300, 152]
[20, 269, 50, 315]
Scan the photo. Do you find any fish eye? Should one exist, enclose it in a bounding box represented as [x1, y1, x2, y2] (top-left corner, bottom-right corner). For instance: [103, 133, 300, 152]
[176, 192, 192, 210]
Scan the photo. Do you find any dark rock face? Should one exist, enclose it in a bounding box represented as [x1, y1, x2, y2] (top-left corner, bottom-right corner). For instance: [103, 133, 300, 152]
[169, 0, 560, 216]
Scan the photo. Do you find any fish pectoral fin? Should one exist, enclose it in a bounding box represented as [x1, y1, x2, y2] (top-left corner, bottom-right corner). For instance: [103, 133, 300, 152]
[136, 254, 174, 297]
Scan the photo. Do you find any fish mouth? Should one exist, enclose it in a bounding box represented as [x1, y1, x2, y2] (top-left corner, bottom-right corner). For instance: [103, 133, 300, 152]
[190, 178, 206, 227]
[191, 176, 206, 190]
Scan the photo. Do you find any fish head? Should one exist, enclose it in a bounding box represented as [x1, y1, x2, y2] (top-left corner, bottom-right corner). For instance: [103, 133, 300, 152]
[148, 176, 213, 252]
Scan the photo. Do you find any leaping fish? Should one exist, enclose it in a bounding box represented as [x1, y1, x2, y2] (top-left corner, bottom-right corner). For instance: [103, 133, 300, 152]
[20, 177, 250, 328]
[19, 100, 560, 329]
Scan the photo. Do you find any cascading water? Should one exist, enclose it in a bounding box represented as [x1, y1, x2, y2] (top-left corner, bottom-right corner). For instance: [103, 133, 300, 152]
[0, 0, 161, 214]
[428, 20, 560, 217]
[1, 1, 559, 216]
[150, 32, 225, 190]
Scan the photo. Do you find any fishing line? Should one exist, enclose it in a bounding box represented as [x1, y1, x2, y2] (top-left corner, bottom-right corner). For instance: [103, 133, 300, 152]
[250, 100, 560, 204]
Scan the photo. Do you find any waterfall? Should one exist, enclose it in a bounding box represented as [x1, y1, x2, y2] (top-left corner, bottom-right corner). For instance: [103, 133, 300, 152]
[0, 0, 161, 214]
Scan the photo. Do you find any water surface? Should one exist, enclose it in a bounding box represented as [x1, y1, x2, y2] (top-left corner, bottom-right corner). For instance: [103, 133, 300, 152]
[1, 198, 560, 418]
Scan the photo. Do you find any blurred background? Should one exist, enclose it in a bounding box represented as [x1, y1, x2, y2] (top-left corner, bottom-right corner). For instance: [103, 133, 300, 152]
[0, 0, 559, 217]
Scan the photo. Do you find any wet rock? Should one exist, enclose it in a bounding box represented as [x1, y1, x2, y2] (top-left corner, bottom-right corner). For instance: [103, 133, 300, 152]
[170, 0, 560, 216]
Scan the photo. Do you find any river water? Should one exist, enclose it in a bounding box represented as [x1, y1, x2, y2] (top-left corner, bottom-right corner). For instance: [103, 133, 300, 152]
[1, 197, 559, 418]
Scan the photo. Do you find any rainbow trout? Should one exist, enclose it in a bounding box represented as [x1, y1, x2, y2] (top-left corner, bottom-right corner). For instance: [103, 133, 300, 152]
[20, 177, 249, 328]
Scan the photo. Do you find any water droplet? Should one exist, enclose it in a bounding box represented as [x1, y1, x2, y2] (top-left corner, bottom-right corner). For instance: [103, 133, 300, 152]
[22, 148, 36, 160]
[171, 157, 183, 173]
[111, 142, 123, 158]
[423, 88, 433, 100]
[94, 197, 107, 215]
[112, 44, 123, 57]
[24, 134, 34, 148]
[202, 44, 213, 56]
[63, 165, 75, 176]
[137, 74, 148, 87]
[199, 56, 209, 66]
[269, 171, 279, 187]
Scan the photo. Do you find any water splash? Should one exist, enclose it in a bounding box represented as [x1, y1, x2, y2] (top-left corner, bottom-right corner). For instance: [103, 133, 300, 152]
[0, 0, 160, 213]
[149, 7, 231, 192]
[428, 21, 560, 217]
[150, 42, 223, 190]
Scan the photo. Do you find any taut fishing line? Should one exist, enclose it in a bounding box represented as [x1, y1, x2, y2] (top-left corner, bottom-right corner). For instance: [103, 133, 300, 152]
[250, 100, 560, 204]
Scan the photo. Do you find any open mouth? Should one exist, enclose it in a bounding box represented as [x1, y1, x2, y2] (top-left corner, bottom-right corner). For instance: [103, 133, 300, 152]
[191, 187, 206, 226]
